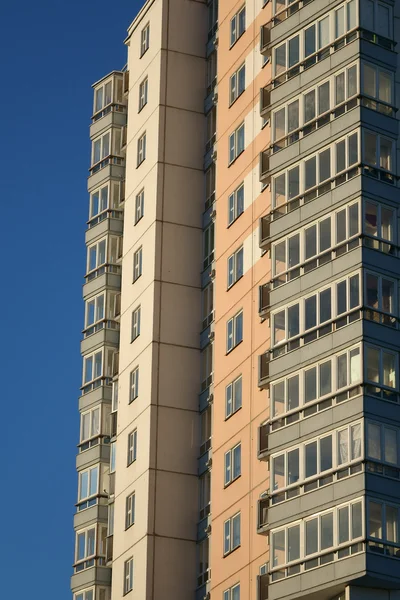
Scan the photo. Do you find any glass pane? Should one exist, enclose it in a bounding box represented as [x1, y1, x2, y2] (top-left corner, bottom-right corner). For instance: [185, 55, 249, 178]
[318, 82, 330, 115]
[233, 444, 241, 478]
[335, 72, 345, 105]
[336, 280, 347, 315]
[320, 435, 332, 471]
[304, 90, 316, 123]
[369, 502, 383, 538]
[386, 505, 398, 542]
[91, 192, 99, 217]
[232, 514, 241, 547]
[81, 413, 90, 441]
[319, 149, 331, 183]
[89, 467, 98, 496]
[318, 16, 330, 49]
[272, 381, 285, 417]
[366, 347, 380, 383]
[319, 361, 332, 396]
[274, 241, 286, 275]
[274, 174, 286, 207]
[349, 203, 359, 236]
[305, 441, 317, 477]
[336, 139, 346, 172]
[288, 166, 299, 199]
[336, 209, 346, 243]
[288, 36, 299, 67]
[380, 138, 392, 171]
[275, 44, 286, 75]
[352, 502, 362, 538]
[305, 156, 316, 190]
[338, 428, 349, 464]
[288, 304, 299, 338]
[95, 88, 103, 112]
[319, 217, 331, 252]
[384, 428, 397, 464]
[273, 310, 285, 344]
[104, 81, 112, 105]
[305, 25, 316, 57]
[348, 65, 357, 97]
[288, 525, 300, 562]
[288, 234, 300, 267]
[366, 273, 379, 308]
[274, 108, 285, 141]
[335, 6, 344, 38]
[350, 348, 361, 383]
[381, 208, 393, 241]
[288, 100, 299, 133]
[84, 357, 93, 383]
[383, 351, 396, 388]
[349, 275, 359, 308]
[377, 4, 389, 37]
[347, 0, 356, 30]
[368, 423, 381, 460]
[351, 423, 361, 459]
[382, 278, 394, 313]
[337, 353, 347, 389]
[305, 518, 318, 555]
[348, 133, 358, 166]
[273, 454, 285, 490]
[364, 132, 377, 165]
[379, 71, 392, 104]
[288, 448, 300, 485]
[305, 295, 317, 330]
[288, 375, 299, 410]
[339, 506, 349, 543]
[365, 202, 377, 237]
[305, 226, 317, 259]
[273, 530, 285, 566]
[319, 288, 331, 323]
[79, 471, 88, 500]
[320, 512, 334, 549]
[364, 64, 376, 97]
[305, 368, 316, 403]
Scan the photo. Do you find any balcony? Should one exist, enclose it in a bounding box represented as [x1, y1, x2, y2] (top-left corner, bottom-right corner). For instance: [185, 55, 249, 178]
[110, 412, 117, 438]
[260, 86, 271, 121]
[259, 284, 271, 318]
[259, 214, 271, 252]
[258, 423, 269, 459]
[258, 573, 269, 600]
[258, 497, 269, 532]
[106, 535, 113, 564]
[259, 352, 270, 387]
[80, 325, 120, 355]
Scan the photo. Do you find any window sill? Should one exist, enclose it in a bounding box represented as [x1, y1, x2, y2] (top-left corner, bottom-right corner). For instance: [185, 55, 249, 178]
[138, 102, 148, 114]
[228, 149, 244, 168]
[125, 523, 135, 531]
[140, 47, 149, 59]
[131, 334, 140, 344]
[226, 339, 243, 355]
[127, 458, 137, 467]
[229, 89, 245, 108]
[223, 544, 241, 558]
[230, 31, 245, 50]
[224, 474, 241, 489]
[134, 215, 144, 226]
[128, 396, 138, 405]
[136, 158, 146, 169]
[227, 274, 243, 291]
[227, 211, 244, 229]
[132, 274, 142, 284]
[225, 406, 242, 422]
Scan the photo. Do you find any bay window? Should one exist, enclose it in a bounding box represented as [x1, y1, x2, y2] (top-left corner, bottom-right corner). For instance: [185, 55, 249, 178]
[365, 272, 395, 316]
[85, 293, 105, 329]
[366, 345, 397, 390]
[360, 0, 392, 39]
[82, 347, 114, 389]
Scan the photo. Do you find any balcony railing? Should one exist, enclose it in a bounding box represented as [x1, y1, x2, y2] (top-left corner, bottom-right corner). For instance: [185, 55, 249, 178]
[89, 155, 124, 175]
[85, 263, 121, 283]
[83, 319, 120, 338]
[74, 555, 106, 573]
[92, 103, 127, 123]
[87, 208, 123, 229]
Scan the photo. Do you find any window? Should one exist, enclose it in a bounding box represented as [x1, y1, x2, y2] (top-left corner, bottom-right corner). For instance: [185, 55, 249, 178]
[273, 1, 356, 78]
[270, 345, 361, 420]
[92, 132, 110, 165]
[140, 23, 150, 56]
[230, 64, 245, 105]
[224, 584, 240, 600]
[227, 310, 243, 352]
[75, 590, 94, 600]
[78, 466, 99, 503]
[203, 223, 215, 269]
[271, 421, 362, 492]
[364, 200, 395, 250]
[271, 63, 358, 150]
[137, 132, 146, 166]
[201, 344, 213, 391]
[202, 283, 214, 330]
[110, 441, 116, 473]
[199, 471, 211, 518]
[135, 189, 144, 224]
[133, 247, 143, 282]
[230, 6, 246, 46]
[360, 0, 392, 38]
[271, 272, 360, 348]
[127, 429, 137, 465]
[228, 247, 244, 288]
[225, 443, 241, 485]
[124, 557, 134, 594]
[367, 421, 398, 465]
[89, 182, 121, 219]
[368, 500, 400, 545]
[224, 513, 241, 555]
[226, 375, 242, 418]
[228, 183, 244, 225]
[206, 107, 217, 151]
[363, 130, 394, 173]
[200, 407, 212, 455]
[83, 350, 103, 385]
[272, 201, 360, 284]
[366, 345, 397, 390]
[76, 527, 96, 566]
[125, 493, 135, 529]
[80, 407, 101, 444]
[272, 131, 359, 210]
[131, 307, 141, 341]
[208, 0, 218, 38]
[207, 51, 217, 94]
[198, 538, 210, 585]
[87, 239, 106, 274]
[138, 77, 148, 111]
[229, 122, 245, 164]
[205, 163, 216, 208]
[108, 503, 114, 536]
[129, 367, 139, 403]
[362, 63, 393, 114]
[270, 499, 363, 577]
[365, 271, 395, 317]
[85, 293, 105, 330]
[94, 79, 112, 114]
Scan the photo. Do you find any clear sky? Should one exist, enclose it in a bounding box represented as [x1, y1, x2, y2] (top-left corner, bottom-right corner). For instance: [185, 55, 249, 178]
[0, 1, 141, 597]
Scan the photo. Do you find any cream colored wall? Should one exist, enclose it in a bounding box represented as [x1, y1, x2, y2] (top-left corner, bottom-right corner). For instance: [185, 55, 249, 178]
[211, 0, 271, 597]
[111, 0, 207, 599]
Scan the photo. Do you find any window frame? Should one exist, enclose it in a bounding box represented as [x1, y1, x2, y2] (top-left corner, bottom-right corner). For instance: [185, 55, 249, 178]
[225, 375, 243, 419]
[140, 23, 150, 57]
[127, 429, 138, 466]
[230, 6, 246, 47]
[135, 189, 145, 224]
[223, 512, 241, 556]
[131, 306, 141, 342]
[125, 492, 136, 529]
[228, 122, 245, 165]
[133, 246, 143, 282]
[230, 63, 246, 105]
[129, 367, 139, 404]
[224, 443, 242, 486]
[228, 182, 244, 226]
[227, 246, 244, 289]
[123, 557, 134, 594]
[138, 76, 148, 112]
[226, 310, 244, 353]
[137, 132, 147, 166]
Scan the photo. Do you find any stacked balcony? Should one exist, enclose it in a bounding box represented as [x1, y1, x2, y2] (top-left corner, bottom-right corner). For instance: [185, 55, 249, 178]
[257, 0, 400, 598]
[71, 71, 127, 600]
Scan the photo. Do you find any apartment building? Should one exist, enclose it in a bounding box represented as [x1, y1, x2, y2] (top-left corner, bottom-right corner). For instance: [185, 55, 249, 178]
[71, 0, 400, 599]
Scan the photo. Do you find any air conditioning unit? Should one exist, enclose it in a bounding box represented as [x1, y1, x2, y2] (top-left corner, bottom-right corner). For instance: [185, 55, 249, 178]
[205, 457, 213, 468]
[210, 269, 216, 279]
[210, 209, 217, 219]
[212, 92, 218, 105]
[211, 150, 217, 161]
[208, 331, 215, 341]
[208, 393, 214, 405]
[204, 593, 211, 600]
[260, 490, 269, 498]
[213, 34, 219, 47]
[205, 524, 212, 534]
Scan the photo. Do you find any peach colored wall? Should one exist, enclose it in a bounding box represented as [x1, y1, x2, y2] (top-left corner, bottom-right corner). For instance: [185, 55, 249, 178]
[211, 0, 271, 596]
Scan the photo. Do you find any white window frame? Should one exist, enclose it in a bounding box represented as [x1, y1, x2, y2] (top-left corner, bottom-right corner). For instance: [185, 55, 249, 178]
[135, 188, 145, 224]
[227, 247, 244, 288]
[203, 222, 215, 269]
[223, 583, 240, 600]
[85, 292, 106, 329]
[74, 588, 95, 600]
[129, 367, 139, 403]
[127, 429, 137, 465]
[230, 6, 246, 47]
[140, 23, 150, 57]
[93, 78, 113, 114]
[226, 375, 242, 418]
[366, 420, 399, 466]
[124, 557, 134, 594]
[133, 247, 143, 282]
[138, 76, 148, 111]
[226, 310, 243, 352]
[131, 306, 141, 341]
[229, 122, 245, 165]
[224, 443, 241, 486]
[230, 63, 246, 105]
[80, 406, 101, 443]
[125, 492, 135, 529]
[228, 182, 244, 225]
[137, 132, 146, 166]
[365, 344, 397, 391]
[363, 199, 396, 246]
[363, 129, 395, 173]
[78, 465, 99, 502]
[224, 512, 241, 555]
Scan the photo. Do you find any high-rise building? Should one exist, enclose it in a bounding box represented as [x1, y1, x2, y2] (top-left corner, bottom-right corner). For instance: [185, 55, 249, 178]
[71, 0, 400, 599]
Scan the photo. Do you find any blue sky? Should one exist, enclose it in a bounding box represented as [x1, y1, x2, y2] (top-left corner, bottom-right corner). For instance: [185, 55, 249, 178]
[0, 2, 141, 597]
